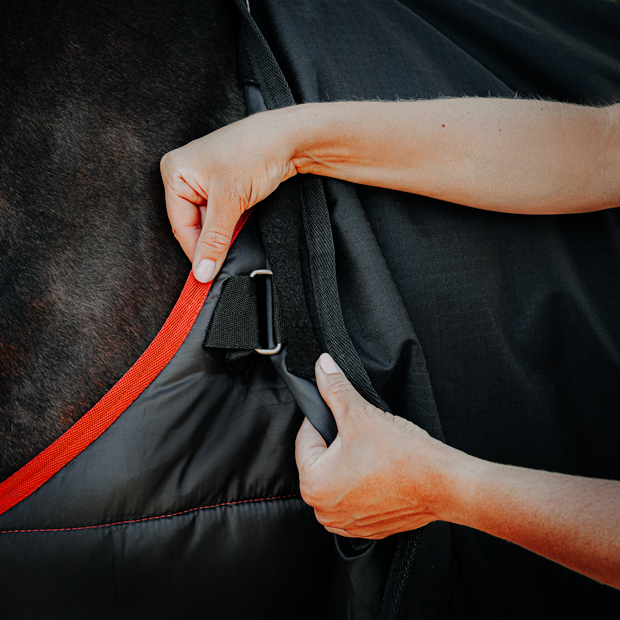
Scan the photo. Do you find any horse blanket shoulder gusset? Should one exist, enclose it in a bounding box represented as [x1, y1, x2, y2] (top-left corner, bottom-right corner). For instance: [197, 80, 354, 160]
[0, 213, 335, 618]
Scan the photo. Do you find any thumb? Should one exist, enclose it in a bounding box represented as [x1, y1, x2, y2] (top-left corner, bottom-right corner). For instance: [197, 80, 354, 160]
[315, 353, 376, 432]
[192, 193, 244, 283]
[295, 417, 327, 472]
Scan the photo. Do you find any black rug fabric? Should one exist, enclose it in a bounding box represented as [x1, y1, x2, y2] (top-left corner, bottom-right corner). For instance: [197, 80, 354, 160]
[250, 1, 620, 618]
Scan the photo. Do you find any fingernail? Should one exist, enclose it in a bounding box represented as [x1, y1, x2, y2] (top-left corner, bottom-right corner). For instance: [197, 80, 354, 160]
[194, 259, 216, 283]
[319, 353, 340, 374]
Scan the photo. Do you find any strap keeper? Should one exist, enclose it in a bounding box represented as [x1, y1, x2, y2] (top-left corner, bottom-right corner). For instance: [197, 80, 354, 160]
[203, 269, 286, 375]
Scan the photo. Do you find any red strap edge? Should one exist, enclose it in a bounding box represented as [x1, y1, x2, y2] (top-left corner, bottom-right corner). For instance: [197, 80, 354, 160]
[0, 213, 250, 517]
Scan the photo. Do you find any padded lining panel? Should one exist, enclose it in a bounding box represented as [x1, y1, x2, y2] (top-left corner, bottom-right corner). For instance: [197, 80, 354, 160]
[0, 498, 332, 619]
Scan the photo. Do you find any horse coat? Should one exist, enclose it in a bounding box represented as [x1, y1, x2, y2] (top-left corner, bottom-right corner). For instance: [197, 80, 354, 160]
[2, 0, 620, 618]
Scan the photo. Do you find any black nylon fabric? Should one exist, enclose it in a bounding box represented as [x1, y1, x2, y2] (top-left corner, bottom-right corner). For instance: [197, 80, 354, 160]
[0, 216, 334, 618]
[205, 276, 263, 351]
[249, 1, 620, 619]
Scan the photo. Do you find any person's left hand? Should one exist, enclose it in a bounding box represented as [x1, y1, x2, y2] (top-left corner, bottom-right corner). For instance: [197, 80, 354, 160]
[160, 111, 297, 283]
[295, 354, 465, 539]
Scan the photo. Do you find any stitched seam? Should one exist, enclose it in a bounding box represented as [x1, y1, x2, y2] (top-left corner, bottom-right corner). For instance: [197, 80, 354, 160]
[0, 493, 301, 534]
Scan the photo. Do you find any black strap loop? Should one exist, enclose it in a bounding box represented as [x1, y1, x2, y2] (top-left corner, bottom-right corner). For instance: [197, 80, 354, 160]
[203, 274, 286, 375]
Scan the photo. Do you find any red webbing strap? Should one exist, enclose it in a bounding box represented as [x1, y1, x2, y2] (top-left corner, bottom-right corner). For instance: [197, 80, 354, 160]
[0, 212, 250, 516]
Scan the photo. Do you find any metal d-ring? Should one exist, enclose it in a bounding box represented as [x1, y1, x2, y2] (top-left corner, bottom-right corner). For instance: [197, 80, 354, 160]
[250, 269, 282, 355]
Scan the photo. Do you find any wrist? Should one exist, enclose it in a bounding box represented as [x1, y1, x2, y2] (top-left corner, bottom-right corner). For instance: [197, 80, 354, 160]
[282, 102, 358, 176]
[441, 452, 496, 529]
[280, 103, 326, 175]
[416, 439, 485, 525]
[249, 106, 298, 176]
[246, 104, 316, 176]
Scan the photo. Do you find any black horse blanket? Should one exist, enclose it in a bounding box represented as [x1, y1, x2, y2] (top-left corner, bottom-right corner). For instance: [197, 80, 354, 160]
[1, 1, 619, 619]
[241, 0, 620, 618]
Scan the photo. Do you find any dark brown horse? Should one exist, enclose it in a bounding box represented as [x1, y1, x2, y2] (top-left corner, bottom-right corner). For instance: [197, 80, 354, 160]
[0, 0, 246, 480]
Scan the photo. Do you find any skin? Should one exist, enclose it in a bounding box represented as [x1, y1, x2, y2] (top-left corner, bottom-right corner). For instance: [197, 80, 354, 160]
[300, 354, 620, 590]
[160, 99, 620, 588]
[160, 99, 620, 280]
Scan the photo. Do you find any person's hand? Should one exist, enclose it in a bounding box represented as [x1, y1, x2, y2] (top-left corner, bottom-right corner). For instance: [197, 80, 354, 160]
[160, 111, 297, 282]
[295, 353, 467, 539]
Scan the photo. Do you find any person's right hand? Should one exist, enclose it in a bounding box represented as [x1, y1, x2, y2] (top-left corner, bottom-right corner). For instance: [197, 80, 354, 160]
[160, 110, 297, 282]
[295, 354, 468, 539]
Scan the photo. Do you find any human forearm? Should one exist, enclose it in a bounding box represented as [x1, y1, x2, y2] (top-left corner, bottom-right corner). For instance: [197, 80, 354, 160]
[162, 97, 620, 281]
[297, 354, 620, 590]
[286, 99, 620, 214]
[436, 455, 620, 588]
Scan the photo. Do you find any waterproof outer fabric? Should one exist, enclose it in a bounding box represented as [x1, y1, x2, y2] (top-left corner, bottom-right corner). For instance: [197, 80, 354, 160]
[0, 216, 334, 618]
[245, 0, 620, 619]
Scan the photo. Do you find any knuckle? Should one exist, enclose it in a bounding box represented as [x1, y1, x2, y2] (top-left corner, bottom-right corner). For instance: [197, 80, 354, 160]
[324, 378, 353, 400]
[361, 402, 377, 417]
[159, 153, 170, 174]
[314, 509, 328, 525]
[160, 150, 178, 176]
[200, 226, 231, 252]
[391, 412, 415, 432]
[361, 402, 384, 420]
[160, 151, 170, 170]
[314, 509, 339, 530]
[299, 482, 322, 509]
[170, 221, 198, 241]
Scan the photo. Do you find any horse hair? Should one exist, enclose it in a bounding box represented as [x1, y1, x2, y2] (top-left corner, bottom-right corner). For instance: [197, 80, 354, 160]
[0, 0, 247, 480]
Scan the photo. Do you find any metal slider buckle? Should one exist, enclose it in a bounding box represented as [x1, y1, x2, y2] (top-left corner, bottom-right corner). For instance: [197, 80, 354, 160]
[250, 269, 282, 355]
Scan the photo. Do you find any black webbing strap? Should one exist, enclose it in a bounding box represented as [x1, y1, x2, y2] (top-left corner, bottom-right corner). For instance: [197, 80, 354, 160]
[204, 274, 286, 376]
[233, 1, 424, 617]
[234, 0, 382, 410]
[379, 527, 425, 620]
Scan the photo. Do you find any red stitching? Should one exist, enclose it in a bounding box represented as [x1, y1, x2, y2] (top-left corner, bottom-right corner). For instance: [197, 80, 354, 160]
[0, 493, 300, 534]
